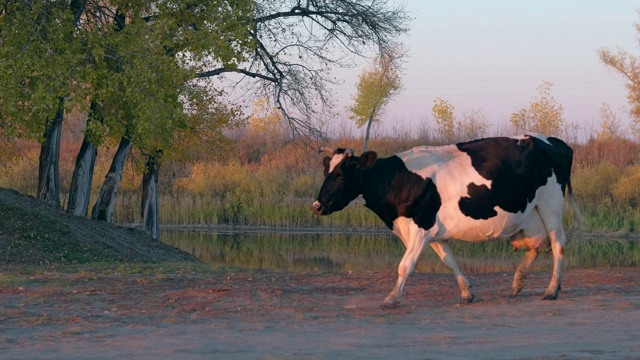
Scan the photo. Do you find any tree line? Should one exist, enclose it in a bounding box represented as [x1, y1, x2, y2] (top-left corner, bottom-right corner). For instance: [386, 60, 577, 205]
[346, 11, 640, 148]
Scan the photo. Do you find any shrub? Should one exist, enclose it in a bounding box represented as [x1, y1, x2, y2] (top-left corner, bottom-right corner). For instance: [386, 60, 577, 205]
[572, 161, 622, 202]
[612, 165, 640, 206]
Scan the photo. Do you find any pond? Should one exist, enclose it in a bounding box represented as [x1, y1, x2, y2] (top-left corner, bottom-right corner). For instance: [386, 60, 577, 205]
[161, 229, 640, 274]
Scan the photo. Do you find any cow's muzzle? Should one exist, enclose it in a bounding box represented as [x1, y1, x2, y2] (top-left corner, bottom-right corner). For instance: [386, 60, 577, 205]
[312, 200, 327, 215]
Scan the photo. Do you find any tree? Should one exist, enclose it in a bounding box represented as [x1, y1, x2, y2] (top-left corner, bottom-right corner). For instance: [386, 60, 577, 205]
[596, 102, 624, 140]
[459, 108, 490, 141]
[0, 1, 91, 207]
[141, 150, 161, 239]
[67, 102, 102, 217]
[509, 108, 530, 134]
[598, 13, 640, 138]
[431, 97, 456, 142]
[240, 97, 288, 162]
[348, 50, 404, 151]
[510, 81, 565, 136]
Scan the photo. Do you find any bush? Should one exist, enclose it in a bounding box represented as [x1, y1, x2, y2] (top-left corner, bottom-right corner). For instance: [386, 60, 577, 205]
[572, 161, 622, 202]
[612, 165, 640, 206]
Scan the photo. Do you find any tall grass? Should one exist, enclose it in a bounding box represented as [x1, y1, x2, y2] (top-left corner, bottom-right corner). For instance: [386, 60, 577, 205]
[3, 129, 640, 232]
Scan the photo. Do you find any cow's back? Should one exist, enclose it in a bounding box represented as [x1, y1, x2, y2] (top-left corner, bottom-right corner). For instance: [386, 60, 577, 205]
[393, 135, 571, 241]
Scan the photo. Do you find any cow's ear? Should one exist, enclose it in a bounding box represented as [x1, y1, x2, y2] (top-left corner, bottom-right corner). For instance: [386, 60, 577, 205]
[322, 156, 332, 176]
[358, 151, 377, 169]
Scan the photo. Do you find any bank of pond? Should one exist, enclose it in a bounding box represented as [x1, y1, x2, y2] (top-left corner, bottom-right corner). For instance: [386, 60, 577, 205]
[160, 230, 640, 273]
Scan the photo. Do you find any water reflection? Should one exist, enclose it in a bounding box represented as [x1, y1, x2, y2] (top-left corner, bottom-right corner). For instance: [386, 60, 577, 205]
[161, 230, 639, 273]
[162, 230, 404, 273]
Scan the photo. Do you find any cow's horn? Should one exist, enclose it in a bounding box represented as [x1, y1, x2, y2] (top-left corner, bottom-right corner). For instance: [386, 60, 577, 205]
[318, 147, 334, 155]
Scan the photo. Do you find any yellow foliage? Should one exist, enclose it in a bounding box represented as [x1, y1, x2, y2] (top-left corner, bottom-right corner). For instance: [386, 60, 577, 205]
[348, 48, 403, 143]
[572, 162, 622, 201]
[431, 97, 456, 142]
[612, 165, 640, 205]
[596, 102, 625, 140]
[248, 97, 284, 138]
[174, 162, 250, 196]
[598, 44, 640, 136]
[510, 81, 565, 136]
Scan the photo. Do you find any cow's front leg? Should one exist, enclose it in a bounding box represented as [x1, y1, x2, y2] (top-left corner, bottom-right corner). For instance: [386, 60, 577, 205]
[382, 235, 427, 309]
[430, 241, 474, 303]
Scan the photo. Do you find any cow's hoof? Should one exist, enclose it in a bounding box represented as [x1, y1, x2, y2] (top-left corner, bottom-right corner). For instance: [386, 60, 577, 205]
[380, 302, 399, 310]
[542, 293, 558, 300]
[460, 294, 475, 304]
[511, 287, 523, 297]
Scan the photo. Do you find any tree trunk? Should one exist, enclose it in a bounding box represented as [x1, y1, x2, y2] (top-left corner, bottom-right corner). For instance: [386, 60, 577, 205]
[67, 139, 97, 217]
[67, 103, 101, 217]
[141, 153, 160, 239]
[363, 113, 375, 152]
[91, 136, 132, 222]
[37, 98, 64, 208]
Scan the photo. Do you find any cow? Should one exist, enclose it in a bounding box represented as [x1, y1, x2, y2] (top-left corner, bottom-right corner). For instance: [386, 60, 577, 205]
[312, 135, 583, 309]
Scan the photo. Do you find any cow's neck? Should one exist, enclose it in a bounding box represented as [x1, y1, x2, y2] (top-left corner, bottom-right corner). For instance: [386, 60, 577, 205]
[360, 155, 442, 231]
[360, 156, 405, 229]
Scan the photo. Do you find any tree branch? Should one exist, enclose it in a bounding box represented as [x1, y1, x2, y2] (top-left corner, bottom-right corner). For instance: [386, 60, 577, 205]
[196, 67, 278, 82]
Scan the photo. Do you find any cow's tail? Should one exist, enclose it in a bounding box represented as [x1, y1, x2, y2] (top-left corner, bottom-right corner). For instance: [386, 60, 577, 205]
[564, 179, 584, 246]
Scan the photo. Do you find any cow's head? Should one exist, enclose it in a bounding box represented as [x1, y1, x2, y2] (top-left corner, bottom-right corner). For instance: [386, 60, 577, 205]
[312, 147, 378, 215]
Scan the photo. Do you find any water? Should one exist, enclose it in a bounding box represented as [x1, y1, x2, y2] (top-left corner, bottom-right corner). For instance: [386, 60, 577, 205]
[161, 229, 640, 273]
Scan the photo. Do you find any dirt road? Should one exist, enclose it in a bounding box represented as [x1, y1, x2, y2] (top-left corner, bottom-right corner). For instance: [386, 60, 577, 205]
[1, 267, 638, 359]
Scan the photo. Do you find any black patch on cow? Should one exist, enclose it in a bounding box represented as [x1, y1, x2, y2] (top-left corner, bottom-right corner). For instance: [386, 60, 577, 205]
[361, 156, 441, 230]
[459, 183, 496, 219]
[456, 136, 573, 220]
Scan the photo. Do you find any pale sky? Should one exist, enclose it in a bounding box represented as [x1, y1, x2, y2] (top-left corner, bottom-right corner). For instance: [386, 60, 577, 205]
[330, 0, 639, 138]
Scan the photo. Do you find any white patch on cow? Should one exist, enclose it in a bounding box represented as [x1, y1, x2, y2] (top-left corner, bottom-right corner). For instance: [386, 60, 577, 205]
[396, 144, 492, 212]
[433, 172, 562, 243]
[511, 133, 553, 145]
[328, 153, 347, 174]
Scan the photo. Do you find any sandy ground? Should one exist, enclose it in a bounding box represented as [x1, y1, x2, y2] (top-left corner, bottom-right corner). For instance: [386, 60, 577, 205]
[0, 267, 638, 359]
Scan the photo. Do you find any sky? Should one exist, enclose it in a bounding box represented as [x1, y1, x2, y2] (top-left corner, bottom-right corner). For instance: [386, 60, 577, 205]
[329, 0, 639, 138]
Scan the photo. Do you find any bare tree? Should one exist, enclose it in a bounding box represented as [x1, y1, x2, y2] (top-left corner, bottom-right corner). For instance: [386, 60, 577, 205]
[459, 108, 490, 141]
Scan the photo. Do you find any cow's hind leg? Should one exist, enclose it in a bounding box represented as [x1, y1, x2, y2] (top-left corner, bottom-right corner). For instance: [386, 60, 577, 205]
[536, 204, 567, 301]
[430, 241, 473, 304]
[542, 231, 565, 300]
[510, 212, 548, 296]
[511, 247, 539, 296]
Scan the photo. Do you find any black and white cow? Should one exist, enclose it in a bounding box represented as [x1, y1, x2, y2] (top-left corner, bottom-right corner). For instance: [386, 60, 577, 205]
[312, 135, 583, 308]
